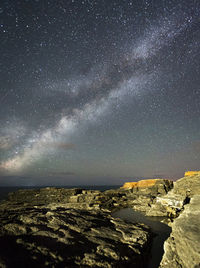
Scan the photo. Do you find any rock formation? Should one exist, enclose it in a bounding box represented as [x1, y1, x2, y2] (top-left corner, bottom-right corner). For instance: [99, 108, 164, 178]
[122, 179, 170, 189]
[160, 195, 200, 268]
[158, 172, 200, 268]
[0, 202, 152, 267]
[173, 171, 200, 197]
[122, 173, 200, 268]
[147, 171, 200, 219]
[184, 170, 200, 176]
[3, 178, 173, 214]
[0, 173, 199, 267]
[118, 179, 173, 214]
[0, 178, 173, 267]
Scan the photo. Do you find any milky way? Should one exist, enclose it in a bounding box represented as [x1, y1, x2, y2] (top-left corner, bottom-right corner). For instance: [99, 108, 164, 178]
[0, 0, 200, 185]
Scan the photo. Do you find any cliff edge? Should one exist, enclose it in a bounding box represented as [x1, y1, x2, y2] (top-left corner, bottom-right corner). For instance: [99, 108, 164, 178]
[122, 179, 172, 189]
[159, 171, 200, 268]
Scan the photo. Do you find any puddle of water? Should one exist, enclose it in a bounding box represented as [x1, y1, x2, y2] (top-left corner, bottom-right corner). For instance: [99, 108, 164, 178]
[112, 208, 171, 268]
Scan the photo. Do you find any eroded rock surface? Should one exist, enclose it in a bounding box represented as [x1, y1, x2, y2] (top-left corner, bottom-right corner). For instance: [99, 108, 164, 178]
[122, 179, 172, 190]
[149, 172, 200, 268]
[6, 188, 102, 210]
[1, 174, 199, 268]
[117, 179, 173, 214]
[173, 172, 200, 197]
[160, 195, 200, 268]
[2, 179, 173, 215]
[0, 180, 173, 268]
[147, 172, 200, 219]
[0, 203, 152, 268]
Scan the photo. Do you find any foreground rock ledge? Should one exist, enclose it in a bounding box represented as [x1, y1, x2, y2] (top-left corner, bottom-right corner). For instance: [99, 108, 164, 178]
[0, 204, 152, 268]
[1, 174, 199, 268]
[160, 195, 200, 268]
[0, 179, 173, 267]
[159, 172, 200, 268]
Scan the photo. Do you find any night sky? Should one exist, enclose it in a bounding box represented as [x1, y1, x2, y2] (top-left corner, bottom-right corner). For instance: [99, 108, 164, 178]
[0, 0, 200, 186]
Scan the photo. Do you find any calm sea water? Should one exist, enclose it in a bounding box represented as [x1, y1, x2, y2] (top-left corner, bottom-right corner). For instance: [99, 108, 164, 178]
[0, 185, 121, 201]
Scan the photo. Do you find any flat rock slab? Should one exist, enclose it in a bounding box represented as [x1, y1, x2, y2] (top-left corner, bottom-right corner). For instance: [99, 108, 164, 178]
[0, 203, 152, 268]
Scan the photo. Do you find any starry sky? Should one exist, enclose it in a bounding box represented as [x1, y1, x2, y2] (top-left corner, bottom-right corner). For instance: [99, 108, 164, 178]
[0, 0, 200, 186]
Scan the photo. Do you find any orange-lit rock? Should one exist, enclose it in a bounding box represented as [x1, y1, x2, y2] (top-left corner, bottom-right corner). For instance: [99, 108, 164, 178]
[184, 171, 200, 176]
[122, 179, 160, 189]
[122, 182, 138, 188]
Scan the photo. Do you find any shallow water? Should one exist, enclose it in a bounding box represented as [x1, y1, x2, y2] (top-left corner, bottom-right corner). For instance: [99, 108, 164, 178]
[112, 208, 171, 268]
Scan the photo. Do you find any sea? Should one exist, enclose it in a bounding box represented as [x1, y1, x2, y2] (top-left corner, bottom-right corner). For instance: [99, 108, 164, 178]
[0, 185, 121, 202]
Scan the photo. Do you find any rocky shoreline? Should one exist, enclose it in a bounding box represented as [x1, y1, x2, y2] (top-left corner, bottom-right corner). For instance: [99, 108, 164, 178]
[0, 172, 199, 267]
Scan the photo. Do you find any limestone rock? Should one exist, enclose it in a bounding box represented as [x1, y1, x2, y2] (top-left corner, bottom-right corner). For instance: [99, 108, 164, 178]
[160, 195, 200, 268]
[117, 179, 173, 214]
[122, 179, 173, 193]
[173, 172, 200, 197]
[4, 187, 105, 211]
[7, 188, 100, 205]
[2, 179, 173, 216]
[0, 202, 152, 267]
[147, 172, 200, 218]
[145, 172, 200, 267]
[184, 170, 200, 176]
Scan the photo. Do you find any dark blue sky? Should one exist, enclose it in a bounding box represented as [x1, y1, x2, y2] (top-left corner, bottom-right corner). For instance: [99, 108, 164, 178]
[0, 0, 200, 186]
